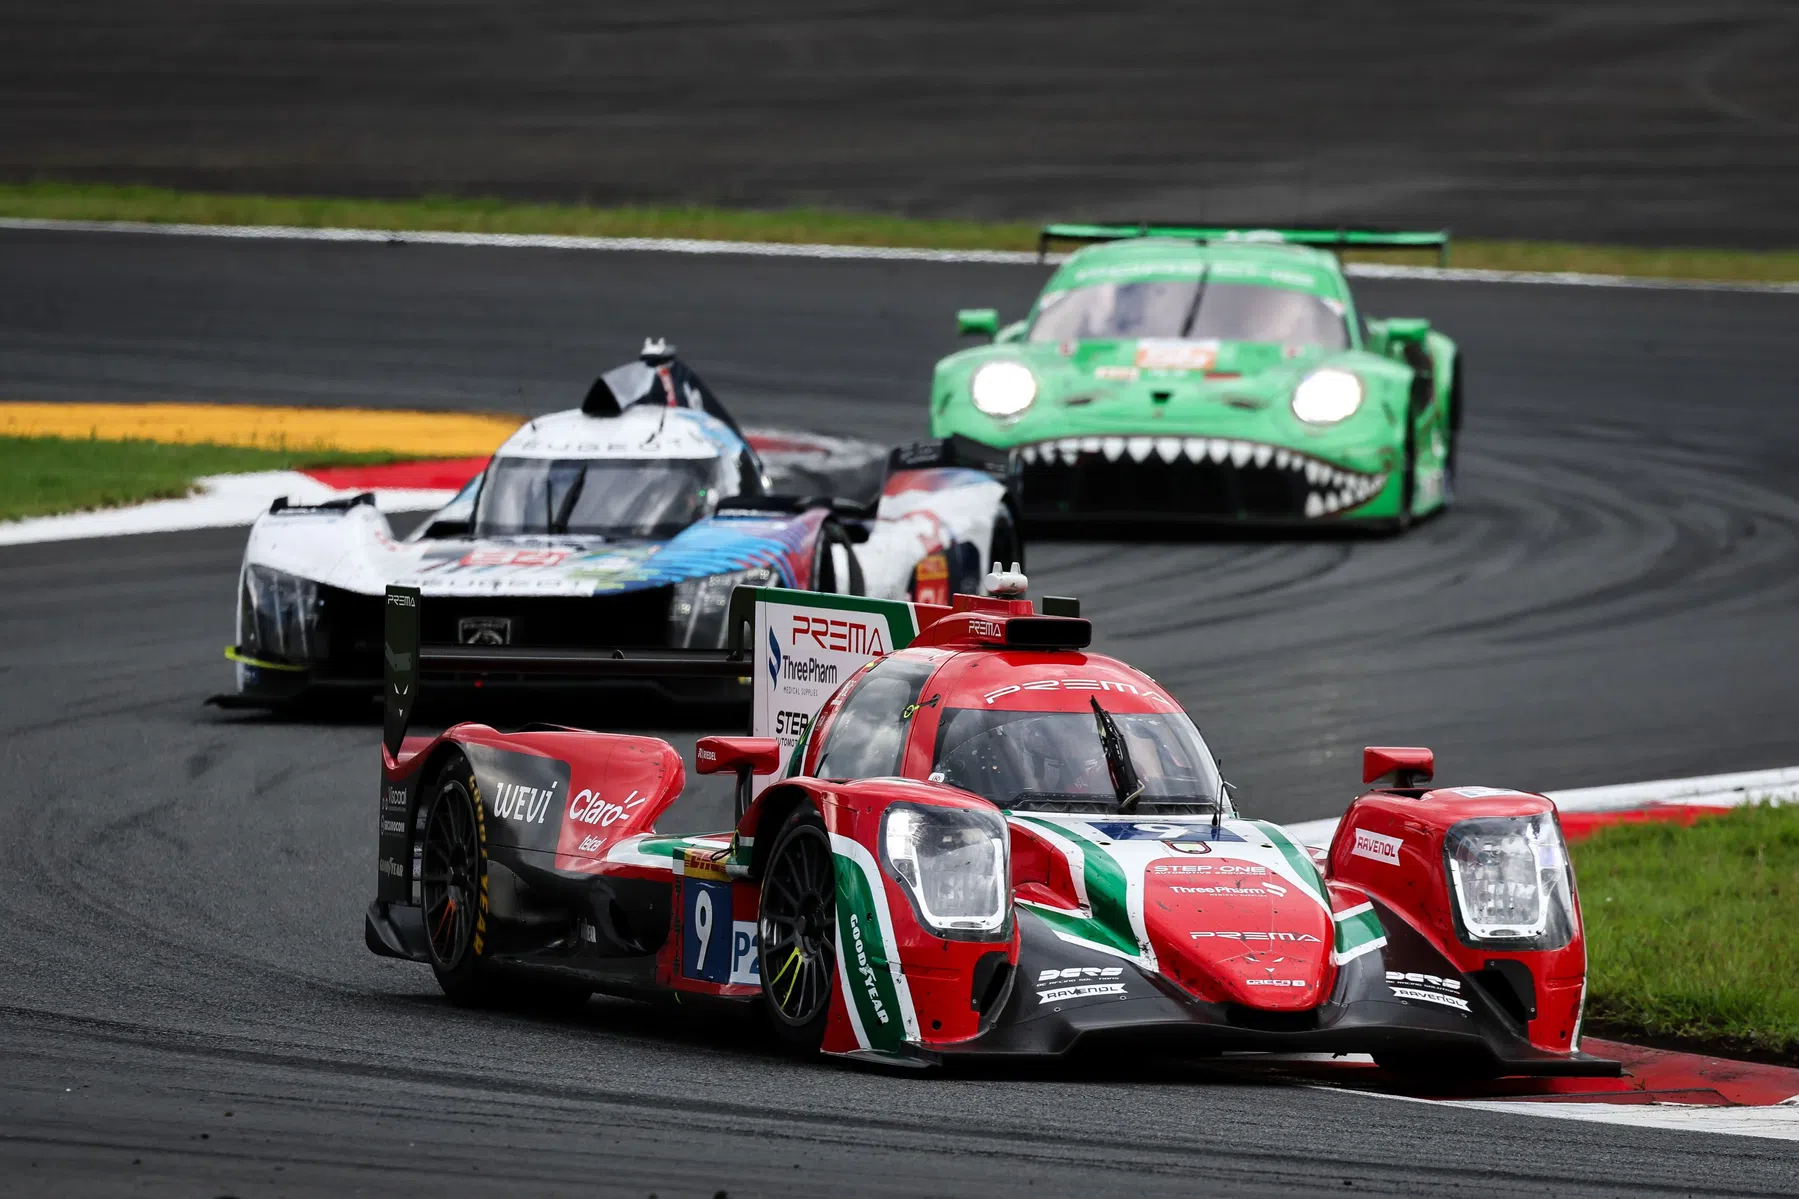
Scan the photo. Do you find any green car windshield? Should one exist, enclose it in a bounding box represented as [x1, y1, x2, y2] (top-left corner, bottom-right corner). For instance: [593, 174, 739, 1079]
[1028, 280, 1348, 351]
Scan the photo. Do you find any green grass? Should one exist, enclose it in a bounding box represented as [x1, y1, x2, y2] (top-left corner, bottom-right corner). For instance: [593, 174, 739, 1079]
[4, 180, 1797, 285]
[1576, 803, 1799, 1061]
[0, 435, 400, 522]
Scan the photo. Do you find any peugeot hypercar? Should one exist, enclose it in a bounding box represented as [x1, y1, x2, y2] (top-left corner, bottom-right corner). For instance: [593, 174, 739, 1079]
[223, 341, 1020, 707]
[366, 576, 1611, 1077]
[932, 225, 1462, 530]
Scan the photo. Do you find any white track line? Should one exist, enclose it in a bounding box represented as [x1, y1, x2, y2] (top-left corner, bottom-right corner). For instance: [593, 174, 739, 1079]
[0, 426, 881, 547]
[0, 472, 453, 546]
[1286, 765, 1799, 847]
[3, 216, 1796, 294]
[1341, 1087, 1799, 1143]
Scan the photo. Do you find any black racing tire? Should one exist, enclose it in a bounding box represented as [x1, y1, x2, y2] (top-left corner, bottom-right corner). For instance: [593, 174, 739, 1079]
[1440, 425, 1458, 511]
[421, 751, 502, 1007]
[1442, 357, 1463, 510]
[757, 805, 837, 1053]
[812, 519, 865, 596]
[1384, 438, 1418, 537]
[987, 504, 1024, 576]
[1397, 403, 1418, 526]
[420, 753, 593, 1013]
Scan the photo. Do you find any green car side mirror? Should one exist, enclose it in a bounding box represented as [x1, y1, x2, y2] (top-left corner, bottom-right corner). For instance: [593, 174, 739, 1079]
[1384, 317, 1431, 345]
[958, 308, 999, 338]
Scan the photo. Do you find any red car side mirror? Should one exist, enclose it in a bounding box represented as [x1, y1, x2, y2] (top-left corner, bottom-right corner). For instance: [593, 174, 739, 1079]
[697, 736, 784, 820]
[696, 736, 782, 777]
[1363, 746, 1434, 788]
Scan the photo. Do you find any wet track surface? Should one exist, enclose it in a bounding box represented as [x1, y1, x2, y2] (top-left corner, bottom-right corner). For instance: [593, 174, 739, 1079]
[2, 229, 1798, 1194]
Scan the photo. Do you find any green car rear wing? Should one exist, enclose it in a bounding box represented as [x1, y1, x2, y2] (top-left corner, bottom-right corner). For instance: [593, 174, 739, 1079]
[1037, 223, 1451, 266]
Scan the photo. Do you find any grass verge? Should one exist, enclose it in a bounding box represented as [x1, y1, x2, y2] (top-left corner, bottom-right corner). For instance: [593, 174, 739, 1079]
[1576, 802, 1799, 1064]
[0, 435, 399, 523]
[4, 180, 1797, 285]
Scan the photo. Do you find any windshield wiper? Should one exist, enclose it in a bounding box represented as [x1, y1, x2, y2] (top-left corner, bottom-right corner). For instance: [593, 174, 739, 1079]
[1177, 267, 1211, 339]
[549, 468, 588, 534]
[1089, 697, 1146, 814]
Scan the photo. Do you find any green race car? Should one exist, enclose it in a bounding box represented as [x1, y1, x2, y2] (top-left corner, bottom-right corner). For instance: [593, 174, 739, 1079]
[930, 225, 1461, 530]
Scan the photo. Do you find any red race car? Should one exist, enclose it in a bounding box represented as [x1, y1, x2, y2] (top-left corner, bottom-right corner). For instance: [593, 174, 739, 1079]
[366, 575, 1614, 1078]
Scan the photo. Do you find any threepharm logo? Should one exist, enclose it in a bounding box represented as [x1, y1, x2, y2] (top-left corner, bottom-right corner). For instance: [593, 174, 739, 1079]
[767, 628, 782, 686]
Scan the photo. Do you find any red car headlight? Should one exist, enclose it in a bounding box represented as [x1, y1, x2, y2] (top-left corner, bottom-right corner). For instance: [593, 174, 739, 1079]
[1443, 814, 1577, 949]
[881, 803, 1010, 939]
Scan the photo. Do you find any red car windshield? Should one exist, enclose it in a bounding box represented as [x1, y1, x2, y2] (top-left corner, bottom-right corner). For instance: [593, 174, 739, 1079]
[931, 707, 1223, 814]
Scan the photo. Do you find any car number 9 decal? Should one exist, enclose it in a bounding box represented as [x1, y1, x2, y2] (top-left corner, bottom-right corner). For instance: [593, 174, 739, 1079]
[681, 877, 761, 985]
[692, 887, 715, 973]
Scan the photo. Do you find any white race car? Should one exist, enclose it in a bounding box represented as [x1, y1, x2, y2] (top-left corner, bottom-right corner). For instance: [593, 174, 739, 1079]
[221, 341, 1020, 708]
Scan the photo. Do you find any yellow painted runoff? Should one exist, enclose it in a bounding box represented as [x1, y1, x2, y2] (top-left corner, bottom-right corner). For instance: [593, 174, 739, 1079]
[0, 402, 524, 457]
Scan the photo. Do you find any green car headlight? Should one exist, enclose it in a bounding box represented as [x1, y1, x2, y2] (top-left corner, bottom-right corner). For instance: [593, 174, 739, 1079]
[1291, 368, 1364, 425]
[970, 362, 1037, 418]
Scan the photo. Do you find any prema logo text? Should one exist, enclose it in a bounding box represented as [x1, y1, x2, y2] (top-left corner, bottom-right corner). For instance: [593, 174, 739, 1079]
[790, 614, 886, 656]
[981, 678, 1173, 706]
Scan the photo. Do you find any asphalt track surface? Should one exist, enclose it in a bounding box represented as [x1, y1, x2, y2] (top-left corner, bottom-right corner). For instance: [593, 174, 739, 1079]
[5, 2, 1799, 245]
[2, 228, 1798, 1195]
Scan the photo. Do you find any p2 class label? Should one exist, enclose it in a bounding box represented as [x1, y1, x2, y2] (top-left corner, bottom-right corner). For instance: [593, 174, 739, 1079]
[681, 877, 734, 983]
[728, 921, 760, 986]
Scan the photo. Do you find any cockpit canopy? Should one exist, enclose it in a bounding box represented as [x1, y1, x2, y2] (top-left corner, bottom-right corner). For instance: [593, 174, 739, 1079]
[475, 452, 739, 539]
[806, 649, 1225, 815]
[1028, 279, 1348, 351]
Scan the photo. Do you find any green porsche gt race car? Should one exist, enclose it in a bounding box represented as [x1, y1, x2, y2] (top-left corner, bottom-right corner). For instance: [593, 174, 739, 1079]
[930, 225, 1461, 530]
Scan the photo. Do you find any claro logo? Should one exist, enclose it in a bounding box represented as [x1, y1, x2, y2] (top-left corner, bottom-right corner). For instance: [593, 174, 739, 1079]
[848, 914, 890, 1025]
[790, 614, 886, 656]
[567, 788, 647, 828]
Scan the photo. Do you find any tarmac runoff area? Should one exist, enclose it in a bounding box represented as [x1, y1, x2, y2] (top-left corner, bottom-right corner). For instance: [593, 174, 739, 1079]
[7, 225, 1799, 1191]
[6, 390, 1794, 1137]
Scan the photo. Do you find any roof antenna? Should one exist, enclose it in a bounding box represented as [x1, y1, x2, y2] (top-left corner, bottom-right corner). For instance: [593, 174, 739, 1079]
[638, 336, 677, 446]
[984, 561, 1028, 598]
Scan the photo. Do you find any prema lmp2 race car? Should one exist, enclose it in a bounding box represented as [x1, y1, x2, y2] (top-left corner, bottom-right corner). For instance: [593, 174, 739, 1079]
[932, 225, 1462, 530]
[366, 571, 1616, 1077]
[222, 340, 1020, 707]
